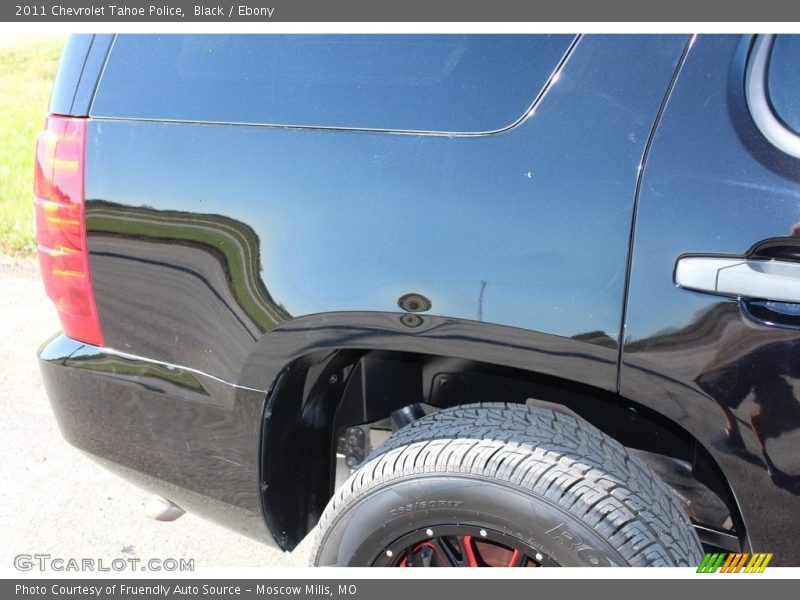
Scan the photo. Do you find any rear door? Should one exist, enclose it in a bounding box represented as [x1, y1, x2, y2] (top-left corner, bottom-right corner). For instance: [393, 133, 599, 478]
[622, 35, 800, 561]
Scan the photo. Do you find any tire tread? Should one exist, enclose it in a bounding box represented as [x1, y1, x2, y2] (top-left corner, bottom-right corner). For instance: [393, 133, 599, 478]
[312, 403, 703, 567]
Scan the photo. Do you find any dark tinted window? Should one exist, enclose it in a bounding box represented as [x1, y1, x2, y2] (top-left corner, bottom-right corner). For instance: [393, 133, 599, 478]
[768, 35, 800, 133]
[91, 34, 573, 132]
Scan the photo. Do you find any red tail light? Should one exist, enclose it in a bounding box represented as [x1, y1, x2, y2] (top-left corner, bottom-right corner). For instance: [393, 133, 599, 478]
[34, 115, 104, 346]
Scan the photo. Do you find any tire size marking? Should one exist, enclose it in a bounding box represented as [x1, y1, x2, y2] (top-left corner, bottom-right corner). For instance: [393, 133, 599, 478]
[389, 500, 463, 517]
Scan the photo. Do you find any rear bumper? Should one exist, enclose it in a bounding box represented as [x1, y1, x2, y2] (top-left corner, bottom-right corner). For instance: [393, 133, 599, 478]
[38, 333, 274, 547]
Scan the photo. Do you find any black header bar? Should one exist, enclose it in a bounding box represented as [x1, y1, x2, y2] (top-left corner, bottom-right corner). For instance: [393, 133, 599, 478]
[3, 0, 800, 22]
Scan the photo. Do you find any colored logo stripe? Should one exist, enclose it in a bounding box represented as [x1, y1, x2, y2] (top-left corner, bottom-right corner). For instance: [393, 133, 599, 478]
[697, 552, 773, 573]
[745, 553, 773, 573]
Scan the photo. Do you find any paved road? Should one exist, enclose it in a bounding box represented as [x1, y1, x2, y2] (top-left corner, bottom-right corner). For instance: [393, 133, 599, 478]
[0, 258, 310, 571]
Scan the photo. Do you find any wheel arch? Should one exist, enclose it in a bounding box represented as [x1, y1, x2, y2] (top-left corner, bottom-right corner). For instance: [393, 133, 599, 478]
[243, 312, 744, 552]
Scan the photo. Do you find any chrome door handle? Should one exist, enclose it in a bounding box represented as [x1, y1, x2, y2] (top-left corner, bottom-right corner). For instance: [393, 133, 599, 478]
[675, 256, 800, 303]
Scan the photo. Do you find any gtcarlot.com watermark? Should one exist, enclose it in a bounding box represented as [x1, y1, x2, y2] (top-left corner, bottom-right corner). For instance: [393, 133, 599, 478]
[14, 554, 194, 572]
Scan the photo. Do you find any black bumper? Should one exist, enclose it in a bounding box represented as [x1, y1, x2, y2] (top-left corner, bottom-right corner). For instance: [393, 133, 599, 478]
[38, 333, 274, 547]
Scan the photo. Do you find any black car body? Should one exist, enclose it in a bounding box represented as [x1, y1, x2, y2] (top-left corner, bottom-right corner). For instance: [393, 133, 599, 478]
[37, 34, 800, 566]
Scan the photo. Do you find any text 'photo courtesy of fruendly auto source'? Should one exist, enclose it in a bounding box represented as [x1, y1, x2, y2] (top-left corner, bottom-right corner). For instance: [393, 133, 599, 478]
[2, 0, 800, 596]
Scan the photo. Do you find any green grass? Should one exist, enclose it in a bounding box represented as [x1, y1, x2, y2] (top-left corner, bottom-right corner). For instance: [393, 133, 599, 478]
[0, 34, 65, 256]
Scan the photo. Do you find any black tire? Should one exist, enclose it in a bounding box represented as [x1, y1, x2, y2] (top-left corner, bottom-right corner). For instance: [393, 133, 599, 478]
[312, 403, 704, 567]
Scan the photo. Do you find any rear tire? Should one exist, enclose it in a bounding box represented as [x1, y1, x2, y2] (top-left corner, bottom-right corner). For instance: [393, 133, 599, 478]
[312, 403, 703, 567]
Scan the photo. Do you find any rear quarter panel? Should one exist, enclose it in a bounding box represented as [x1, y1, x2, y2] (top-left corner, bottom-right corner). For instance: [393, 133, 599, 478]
[85, 34, 687, 391]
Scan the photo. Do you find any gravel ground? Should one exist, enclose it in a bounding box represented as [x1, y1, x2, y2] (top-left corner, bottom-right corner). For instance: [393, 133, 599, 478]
[0, 258, 310, 571]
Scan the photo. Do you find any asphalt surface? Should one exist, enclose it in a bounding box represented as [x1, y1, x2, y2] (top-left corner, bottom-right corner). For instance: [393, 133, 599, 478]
[0, 258, 310, 571]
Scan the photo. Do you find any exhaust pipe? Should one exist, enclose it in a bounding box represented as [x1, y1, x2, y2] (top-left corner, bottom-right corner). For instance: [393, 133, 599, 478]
[144, 496, 185, 521]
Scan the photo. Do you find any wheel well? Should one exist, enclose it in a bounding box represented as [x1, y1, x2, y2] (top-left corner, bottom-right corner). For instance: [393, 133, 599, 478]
[260, 348, 744, 552]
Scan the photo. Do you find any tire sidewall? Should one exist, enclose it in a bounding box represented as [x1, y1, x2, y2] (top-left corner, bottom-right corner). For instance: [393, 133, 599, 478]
[315, 474, 630, 567]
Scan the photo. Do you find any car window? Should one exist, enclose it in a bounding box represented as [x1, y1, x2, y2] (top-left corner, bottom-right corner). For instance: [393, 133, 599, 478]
[767, 35, 800, 133]
[91, 34, 574, 133]
[745, 34, 800, 158]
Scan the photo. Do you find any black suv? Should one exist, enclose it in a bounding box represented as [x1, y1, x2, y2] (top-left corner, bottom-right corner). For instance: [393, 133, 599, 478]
[36, 34, 800, 566]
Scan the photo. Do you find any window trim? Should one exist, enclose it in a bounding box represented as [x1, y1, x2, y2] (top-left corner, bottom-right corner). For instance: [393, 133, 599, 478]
[88, 34, 581, 137]
[745, 34, 800, 158]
